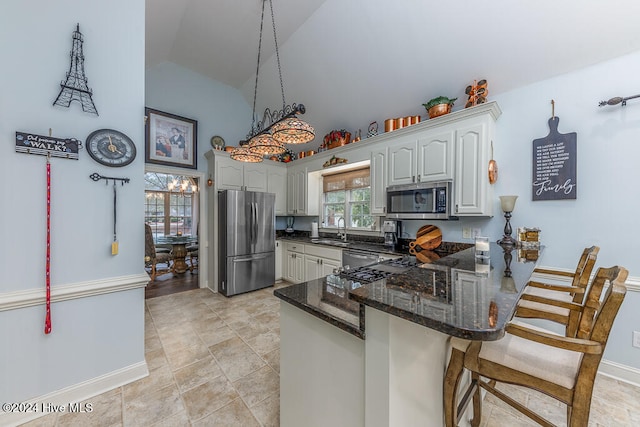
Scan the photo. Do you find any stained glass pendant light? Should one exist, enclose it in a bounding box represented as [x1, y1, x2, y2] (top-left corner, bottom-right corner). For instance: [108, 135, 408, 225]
[272, 115, 315, 144]
[230, 145, 263, 162]
[231, 0, 314, 162]
[248, 133, 286, 155]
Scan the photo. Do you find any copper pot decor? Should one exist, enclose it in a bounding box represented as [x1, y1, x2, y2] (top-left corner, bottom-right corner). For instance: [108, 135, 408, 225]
[324, 130, 351, 149]
[427, 103, 452, 119]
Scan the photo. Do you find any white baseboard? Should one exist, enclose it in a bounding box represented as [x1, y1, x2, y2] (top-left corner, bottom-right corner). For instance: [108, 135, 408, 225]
[599, 359, 640, 388]
[0, 361, 148, 427]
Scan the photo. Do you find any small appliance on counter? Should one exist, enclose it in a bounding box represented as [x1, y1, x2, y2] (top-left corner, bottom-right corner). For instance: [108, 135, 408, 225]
[383, 220, 398, 248]
[285, 216, 295, 234]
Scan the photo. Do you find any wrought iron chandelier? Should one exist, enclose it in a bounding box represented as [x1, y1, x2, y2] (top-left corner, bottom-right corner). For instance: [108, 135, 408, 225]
[231, 0, 315, 163]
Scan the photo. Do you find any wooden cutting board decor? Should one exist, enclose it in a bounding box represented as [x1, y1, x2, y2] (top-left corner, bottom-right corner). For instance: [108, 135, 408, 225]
[409, 225, 442, 252]
[415, 250, 440, 264]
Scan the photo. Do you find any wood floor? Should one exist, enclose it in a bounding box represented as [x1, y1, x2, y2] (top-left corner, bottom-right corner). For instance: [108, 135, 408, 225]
[145, 267, 199, 299]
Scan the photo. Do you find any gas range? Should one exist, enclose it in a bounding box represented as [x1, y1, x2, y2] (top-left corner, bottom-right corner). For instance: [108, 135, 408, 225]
[338, 257, 419, 284]
[332, 255, 453, 305]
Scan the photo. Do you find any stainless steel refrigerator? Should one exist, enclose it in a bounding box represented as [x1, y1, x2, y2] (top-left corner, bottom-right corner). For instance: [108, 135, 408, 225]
[218, 190, 275, 296]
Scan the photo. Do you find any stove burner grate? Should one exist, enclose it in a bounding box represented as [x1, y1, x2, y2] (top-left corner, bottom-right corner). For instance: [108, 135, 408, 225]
[339, 257, 418, 283]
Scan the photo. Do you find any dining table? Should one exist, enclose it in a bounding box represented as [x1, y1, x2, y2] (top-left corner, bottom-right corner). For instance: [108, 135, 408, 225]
[155, 235, 198, 274]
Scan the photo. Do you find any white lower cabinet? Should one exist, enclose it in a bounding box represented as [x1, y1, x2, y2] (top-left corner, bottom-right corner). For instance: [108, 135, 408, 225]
[275, 240, 283, 281]
[304, 245, 342, 281]
[283, 242, 305, 284]
[282, 242, 341, 283]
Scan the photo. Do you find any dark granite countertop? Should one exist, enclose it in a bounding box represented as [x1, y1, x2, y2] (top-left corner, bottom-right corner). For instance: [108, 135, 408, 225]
[277, 233, 470, 257]
[349, 243, 543, 340]
[274, 277, 366, 339]
[275, 242, 542, 341]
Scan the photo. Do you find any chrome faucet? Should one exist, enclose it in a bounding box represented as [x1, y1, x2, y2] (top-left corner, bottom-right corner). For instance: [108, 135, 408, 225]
[337, 217, 347, 242]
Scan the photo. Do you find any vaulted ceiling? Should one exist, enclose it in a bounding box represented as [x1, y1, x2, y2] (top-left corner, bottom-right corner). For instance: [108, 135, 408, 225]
[146, 0, 640, 149]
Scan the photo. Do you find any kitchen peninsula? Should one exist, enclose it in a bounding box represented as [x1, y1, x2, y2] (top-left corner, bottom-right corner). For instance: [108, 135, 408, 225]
[275, 243, 542, 427]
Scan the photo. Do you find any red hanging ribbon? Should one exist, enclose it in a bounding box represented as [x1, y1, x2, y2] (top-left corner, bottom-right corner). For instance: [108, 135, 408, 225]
[45, 160, 52, 334]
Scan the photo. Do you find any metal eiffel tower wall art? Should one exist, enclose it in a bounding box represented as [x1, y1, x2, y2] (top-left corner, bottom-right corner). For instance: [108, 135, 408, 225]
[53, 23, 98, 115]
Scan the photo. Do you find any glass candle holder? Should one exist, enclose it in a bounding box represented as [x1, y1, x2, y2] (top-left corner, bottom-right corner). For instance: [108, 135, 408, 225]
[475, 257, 490, 275]
[475, 236, 490, 259]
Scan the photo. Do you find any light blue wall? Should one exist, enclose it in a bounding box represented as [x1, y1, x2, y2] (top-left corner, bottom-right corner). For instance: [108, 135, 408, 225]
[145, 62, 253, 175]
[0, 0, 146, 402]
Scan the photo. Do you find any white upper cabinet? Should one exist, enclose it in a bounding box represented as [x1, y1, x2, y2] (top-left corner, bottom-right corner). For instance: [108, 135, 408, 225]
[216, 156, 245, 191]
[417, 128, 455, 182]
[388, 127, 455, 186]
[454, 121, 491, 216]
[266, 164, 287, 215]
[387, 138, 417, 186]
[210, 153, 287, 214]
[287, 166, 307, 215]
[370, 146, 388, 215]
[243, 163, 269, 192]
[286, 165, 320, 216]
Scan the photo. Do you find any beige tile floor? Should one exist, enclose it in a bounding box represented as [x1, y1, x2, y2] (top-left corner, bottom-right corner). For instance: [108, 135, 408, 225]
[20, 284, 640, 427]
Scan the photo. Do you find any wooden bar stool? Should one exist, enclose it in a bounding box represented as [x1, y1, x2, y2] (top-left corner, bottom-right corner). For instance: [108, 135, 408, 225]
[515, 246, 599, 337]
[444, 265, 628, 427]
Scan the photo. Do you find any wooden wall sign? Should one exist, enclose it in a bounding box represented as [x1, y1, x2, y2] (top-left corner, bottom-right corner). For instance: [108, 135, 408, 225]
[531, 117, 577, 201]
[15, 131, 80, 159]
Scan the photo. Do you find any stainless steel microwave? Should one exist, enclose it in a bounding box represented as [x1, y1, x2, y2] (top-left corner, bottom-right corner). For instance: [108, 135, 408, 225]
[386, 181, 454, 220]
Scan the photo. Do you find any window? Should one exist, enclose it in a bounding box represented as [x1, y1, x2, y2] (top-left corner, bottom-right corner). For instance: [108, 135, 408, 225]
[322, 167, 374, 229]
[144, 172, 198, 240]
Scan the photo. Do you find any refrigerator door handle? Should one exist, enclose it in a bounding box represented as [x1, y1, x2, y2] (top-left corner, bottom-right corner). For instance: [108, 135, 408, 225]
[253, 202, 258, 244]
[232, 253, 270, 262]
[249, 202, 254, 245]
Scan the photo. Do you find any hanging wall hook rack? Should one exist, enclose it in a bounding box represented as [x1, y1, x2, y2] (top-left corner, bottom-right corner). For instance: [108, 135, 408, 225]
[598, 93, 640, 107]
[89, 172, 130, 185]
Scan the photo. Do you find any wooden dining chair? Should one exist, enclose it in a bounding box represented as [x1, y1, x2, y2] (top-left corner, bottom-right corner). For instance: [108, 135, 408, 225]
[444, 265, 628, 427]
[144, 223, 173, 282]
[515, 245, 599, 337]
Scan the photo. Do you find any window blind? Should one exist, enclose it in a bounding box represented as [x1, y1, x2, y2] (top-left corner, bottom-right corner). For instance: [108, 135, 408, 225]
[323, 167, 370, 192]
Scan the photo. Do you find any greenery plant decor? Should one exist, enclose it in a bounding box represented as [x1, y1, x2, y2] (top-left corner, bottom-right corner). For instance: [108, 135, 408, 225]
[422, 96, 457, 111]
[423, 96, 457, 118]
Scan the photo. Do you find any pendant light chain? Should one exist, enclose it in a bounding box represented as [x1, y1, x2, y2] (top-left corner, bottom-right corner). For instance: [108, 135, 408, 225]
[232, 0, 315, 162]
[250, 0, 268, 135]
[269, 0, 286, 111]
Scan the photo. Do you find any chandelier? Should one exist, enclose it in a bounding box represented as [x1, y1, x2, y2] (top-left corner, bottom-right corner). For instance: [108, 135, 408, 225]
[231, 0, 315, 163]
[168, 176, 198, 194]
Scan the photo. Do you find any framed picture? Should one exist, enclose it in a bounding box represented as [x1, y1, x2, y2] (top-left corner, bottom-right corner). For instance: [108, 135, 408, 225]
[145, 108, 197, 169]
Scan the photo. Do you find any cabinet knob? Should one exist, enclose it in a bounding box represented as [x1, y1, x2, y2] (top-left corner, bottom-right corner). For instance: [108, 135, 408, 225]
[417, 175, 421, 182]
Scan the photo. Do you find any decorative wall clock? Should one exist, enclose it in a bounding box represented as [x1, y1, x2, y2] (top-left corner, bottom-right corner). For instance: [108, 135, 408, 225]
[86, 129, 136, 167]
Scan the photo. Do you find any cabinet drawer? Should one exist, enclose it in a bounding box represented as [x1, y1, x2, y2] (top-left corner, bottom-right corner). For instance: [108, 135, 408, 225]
[305, 244, 341, 261]
[284, 242, 305, 254]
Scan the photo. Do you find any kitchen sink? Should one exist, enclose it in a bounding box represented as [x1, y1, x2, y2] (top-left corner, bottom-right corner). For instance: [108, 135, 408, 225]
[310, 239, 351, 248]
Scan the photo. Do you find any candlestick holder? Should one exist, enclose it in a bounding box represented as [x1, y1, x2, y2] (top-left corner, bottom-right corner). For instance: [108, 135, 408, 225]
[497, 195, 518, 246]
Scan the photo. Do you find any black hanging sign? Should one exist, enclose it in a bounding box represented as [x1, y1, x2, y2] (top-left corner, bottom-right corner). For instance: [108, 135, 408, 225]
[531, 117, 577, 201]
[15, 131, 80, 160]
